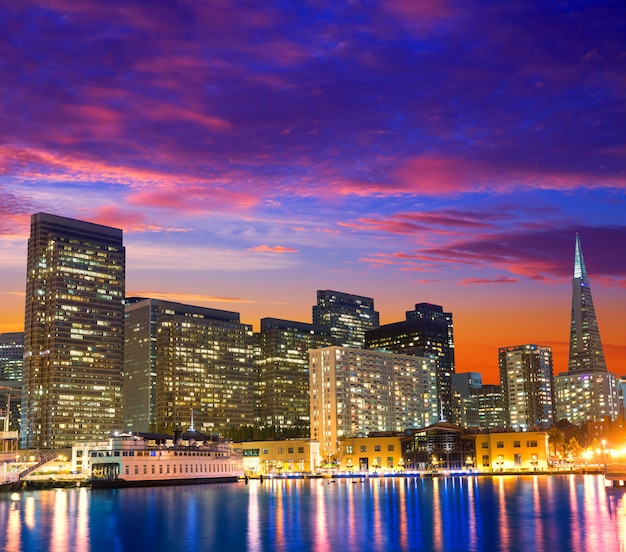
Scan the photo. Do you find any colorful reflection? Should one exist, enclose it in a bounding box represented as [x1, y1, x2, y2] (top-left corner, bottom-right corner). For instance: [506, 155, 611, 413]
[0, 475, 624, 551]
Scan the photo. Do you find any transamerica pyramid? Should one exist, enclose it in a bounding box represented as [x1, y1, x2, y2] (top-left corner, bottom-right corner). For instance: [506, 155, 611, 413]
[568, 234, 607, 373]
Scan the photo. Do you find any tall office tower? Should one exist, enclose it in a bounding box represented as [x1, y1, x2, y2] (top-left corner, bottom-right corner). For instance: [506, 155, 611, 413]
[364, 303, 455, 423]
[123, 298, 255, 435]
[451, 372, 482, 428]
[22, 213, 125, 449]
[309, 346, 438, 459]
[499, 344, 554, 431]
[256, 318, 332, 433]
[568, 234, 607, 373]
[475, 384, 506, 430]
[0, 332, 24, 381]
[554, 234, 619, 423]
[312, 290, 379, 348]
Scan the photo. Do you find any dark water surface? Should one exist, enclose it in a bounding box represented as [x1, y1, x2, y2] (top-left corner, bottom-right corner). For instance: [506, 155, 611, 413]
[1, 474, 625, 552]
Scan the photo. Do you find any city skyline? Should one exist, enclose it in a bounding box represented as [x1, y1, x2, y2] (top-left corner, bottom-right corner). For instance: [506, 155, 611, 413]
[1, 1, 625, 383]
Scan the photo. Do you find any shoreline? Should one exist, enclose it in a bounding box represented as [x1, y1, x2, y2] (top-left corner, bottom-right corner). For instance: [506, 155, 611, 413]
[1, 468, 608, 493]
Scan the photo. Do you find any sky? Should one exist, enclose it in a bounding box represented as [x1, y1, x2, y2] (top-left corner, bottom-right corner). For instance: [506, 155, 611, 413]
[0, 0, 625, 383]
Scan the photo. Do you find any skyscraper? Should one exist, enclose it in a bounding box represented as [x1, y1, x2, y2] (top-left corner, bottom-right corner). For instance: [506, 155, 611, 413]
[554, 234, 619, 423]
[364, 303, 455, 423]
[312, 290, 379, 348]
[476, 385, 506, 430]
[451, 372, 482, 428]
[256, 318, 332, 433]
[123, 298, 256, 435]
[568, 234, 607, 373]
[0, 332, 24, 381]
[499, 344, 554, 431]
[22, 213, 125, 448]
[309, 346, 438, 460]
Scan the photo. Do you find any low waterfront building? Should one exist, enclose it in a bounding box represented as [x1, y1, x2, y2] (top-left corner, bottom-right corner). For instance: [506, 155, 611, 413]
[238, 440, 321, 476]
[401, 422, 475, 471]
[399, 421, 550, 473]
[336, 433, 405, 473]
[471, 431, 550, 472]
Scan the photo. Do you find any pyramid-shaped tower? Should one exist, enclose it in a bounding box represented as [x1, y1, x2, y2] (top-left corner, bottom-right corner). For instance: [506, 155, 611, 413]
[568, 234, 607, 373]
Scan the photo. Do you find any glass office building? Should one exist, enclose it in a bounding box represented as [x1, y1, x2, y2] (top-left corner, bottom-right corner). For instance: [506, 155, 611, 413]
[22, 213, 125, 448]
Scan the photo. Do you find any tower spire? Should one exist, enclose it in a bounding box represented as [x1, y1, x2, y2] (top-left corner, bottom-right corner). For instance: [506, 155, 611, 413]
[568, 234, 606, 373]
[573, 233, 588, 280]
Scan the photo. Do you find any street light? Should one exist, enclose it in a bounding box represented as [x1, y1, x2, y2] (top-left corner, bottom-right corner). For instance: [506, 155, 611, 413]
[602, 439, 607, 474]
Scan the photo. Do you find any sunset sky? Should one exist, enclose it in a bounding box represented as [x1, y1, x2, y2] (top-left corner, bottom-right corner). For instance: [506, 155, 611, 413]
[1, 0, 624, 383]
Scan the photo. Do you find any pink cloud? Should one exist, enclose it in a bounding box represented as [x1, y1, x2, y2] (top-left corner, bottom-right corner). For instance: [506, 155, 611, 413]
[392, 155, 626, 196]
[249, 245, 298, 254]
[339, 210, 498, 236]
[142, 102, 233, 132]
[460, 277, 519, 285]
[127, 185, 259, 213]
[86, 206, 189, 234]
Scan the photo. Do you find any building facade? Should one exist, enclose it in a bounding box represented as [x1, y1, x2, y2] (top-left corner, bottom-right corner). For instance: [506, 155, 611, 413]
[0, 332, 24, 381]
[473, 431, 550, 472]
[337, 433, 405, 473]
[123, 298, 256, 435]
[499, 344, 554, 431]
[238, 439, 321, 476]
[312, 290, 379, 348]
[401, 422, 474, 471]
[256, 318, 332, 433]
[364, 303, 456, 423]
[554, 234, 619, 423]
[22, 213, 125, 449]
[476, 384, 506, 430]
[400, 423, 550, 473]
[451, 372, 482, 428]
[554, 371, 619, 425]
[309, 346, 438, 460]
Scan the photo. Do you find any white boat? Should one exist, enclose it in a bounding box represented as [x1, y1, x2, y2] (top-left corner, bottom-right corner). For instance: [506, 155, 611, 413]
[85, 432, 243, 488]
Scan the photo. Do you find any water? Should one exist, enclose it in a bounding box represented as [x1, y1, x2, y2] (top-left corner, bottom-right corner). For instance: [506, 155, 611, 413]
[1, 474, 625, 552]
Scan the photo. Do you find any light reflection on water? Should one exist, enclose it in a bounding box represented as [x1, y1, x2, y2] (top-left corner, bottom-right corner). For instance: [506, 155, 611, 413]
[1, 475, 625, 552]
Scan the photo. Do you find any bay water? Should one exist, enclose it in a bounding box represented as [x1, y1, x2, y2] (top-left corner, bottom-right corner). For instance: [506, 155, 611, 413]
[1, 474, 624, 551]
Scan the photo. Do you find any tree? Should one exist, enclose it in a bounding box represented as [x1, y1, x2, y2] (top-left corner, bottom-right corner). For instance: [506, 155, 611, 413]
[548, 427, 565, 458]
[564, 437, 583, 458]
